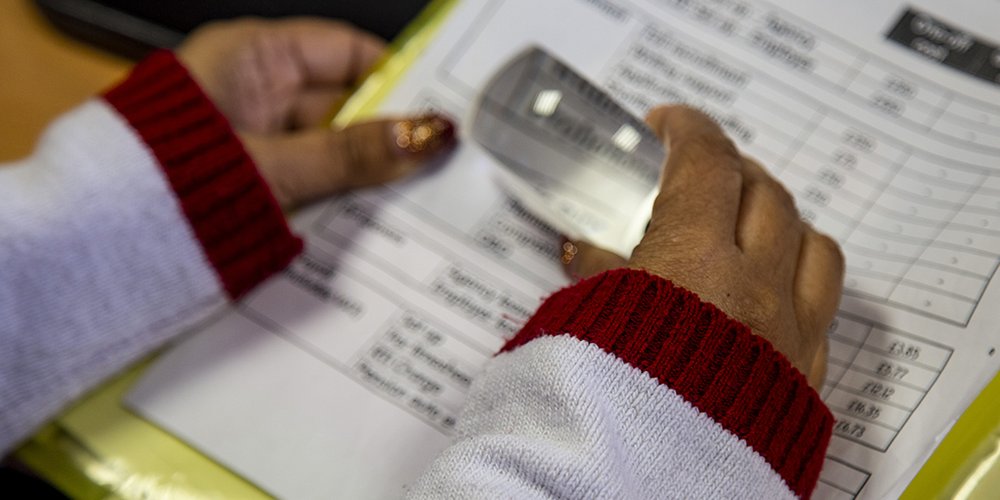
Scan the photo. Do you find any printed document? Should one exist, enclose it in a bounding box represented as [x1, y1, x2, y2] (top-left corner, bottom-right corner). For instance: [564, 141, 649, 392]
[128, 0, 1000, 498]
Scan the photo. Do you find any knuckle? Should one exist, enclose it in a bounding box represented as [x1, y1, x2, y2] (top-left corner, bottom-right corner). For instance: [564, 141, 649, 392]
[667, 136, 743, 193]
[742, 155, 767, 171]
[766, 179, 798, 213]
[645, 105, 677, 142]
[815, 232, 845, 271]
[675, 133, 741, 165]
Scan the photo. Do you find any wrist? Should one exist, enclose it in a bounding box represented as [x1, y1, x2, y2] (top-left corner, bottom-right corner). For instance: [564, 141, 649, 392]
[102, 50, 302, 298]
[507, 268, 833, 497]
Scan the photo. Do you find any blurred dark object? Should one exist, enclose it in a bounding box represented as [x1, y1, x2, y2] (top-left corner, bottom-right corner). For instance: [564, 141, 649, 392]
[0, 461, 69, 499]
[34, 0, 433, 60]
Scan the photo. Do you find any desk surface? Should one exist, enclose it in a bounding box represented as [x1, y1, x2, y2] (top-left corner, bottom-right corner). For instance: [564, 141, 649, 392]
[0, 0, 128, 162]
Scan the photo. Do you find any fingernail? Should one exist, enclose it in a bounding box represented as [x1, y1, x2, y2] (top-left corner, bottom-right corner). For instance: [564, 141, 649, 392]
[393, 114, 457, 158]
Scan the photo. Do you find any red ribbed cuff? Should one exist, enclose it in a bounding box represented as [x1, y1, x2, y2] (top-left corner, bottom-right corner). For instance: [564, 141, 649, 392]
[103, 51, 303, 299]
[504, 269, 832, 498]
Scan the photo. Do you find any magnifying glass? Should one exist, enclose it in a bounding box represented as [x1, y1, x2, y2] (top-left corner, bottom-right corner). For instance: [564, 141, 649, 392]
[471, 46, 667, 258]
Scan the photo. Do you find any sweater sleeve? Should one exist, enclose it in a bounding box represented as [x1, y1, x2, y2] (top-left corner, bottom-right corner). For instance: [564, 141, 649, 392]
[409, 269, 833, 499]
[0, 52, 302, 455]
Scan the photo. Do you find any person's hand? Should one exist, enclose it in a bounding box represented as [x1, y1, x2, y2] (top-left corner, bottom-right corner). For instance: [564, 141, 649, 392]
[564, 105, 844, 389]
[177, 18, 456, 209]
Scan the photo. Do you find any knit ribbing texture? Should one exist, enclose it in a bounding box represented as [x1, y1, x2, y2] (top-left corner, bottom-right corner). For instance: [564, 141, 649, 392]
[103, 51, 302, 299]
[503, 269, 833, 498]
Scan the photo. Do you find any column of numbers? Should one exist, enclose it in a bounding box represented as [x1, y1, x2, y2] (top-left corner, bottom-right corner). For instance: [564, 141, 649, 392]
[824, 316, 952, 451]
[782, 116, 904, 242]
[844, 62, 950, 129]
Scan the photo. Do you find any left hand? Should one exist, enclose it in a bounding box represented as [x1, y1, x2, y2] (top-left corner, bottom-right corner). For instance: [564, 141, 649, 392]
[178, 18, 456, 209]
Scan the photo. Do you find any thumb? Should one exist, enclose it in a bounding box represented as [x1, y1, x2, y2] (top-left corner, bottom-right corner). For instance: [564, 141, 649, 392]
[244, 114, 457, 209]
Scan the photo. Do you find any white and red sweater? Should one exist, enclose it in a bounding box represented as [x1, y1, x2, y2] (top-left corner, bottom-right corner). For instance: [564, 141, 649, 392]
[0, 53, 832, 498]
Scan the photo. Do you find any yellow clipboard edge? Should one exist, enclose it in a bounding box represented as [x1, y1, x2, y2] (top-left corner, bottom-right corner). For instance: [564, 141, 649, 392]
[14, 425, 110, 500]
[332, 0, 460, 125]
[901, 370, 1000, 499]
[14, 363, 271, 500]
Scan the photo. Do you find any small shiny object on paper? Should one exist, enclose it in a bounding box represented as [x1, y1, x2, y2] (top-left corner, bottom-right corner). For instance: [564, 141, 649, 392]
[471, 46, 667, 258]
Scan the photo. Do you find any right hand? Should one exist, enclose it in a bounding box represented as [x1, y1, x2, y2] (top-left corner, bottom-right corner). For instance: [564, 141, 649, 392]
[565, 105, 844, 389]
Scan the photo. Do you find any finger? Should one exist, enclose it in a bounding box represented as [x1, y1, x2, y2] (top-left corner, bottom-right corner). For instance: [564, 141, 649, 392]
[642, 105, 744, 244]
[290, 88, 348, 129]
[793, 228, 845, 338]
[272, 18, 385, 85]
[244, 114, 457, 209]
[562, 240, 628, 279]
[735, 157, 804, 284]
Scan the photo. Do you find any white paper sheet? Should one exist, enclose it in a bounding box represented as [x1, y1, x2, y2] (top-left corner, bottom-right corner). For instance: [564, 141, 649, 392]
[127, 1, 1000, 498]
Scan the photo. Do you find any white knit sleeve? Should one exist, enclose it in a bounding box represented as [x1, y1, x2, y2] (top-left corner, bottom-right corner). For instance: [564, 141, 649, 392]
[408, 336, 795, 499]
[0, 101, 226, 453]
[410, 269, 832, 499]
[0, 51, 302, 455]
